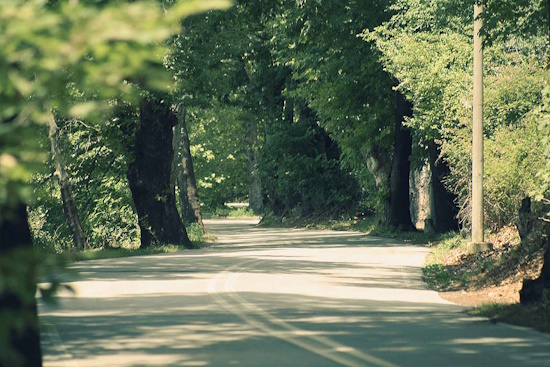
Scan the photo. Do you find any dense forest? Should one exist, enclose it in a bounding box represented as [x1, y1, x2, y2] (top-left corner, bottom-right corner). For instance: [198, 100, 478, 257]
[1, 0, 549, 365]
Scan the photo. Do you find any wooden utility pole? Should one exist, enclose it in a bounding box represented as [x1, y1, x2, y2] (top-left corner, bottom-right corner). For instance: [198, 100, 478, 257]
[468, 3, 492, 254]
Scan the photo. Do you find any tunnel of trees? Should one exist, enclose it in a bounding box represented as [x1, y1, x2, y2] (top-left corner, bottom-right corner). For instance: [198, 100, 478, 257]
[1, 0, 549, 365]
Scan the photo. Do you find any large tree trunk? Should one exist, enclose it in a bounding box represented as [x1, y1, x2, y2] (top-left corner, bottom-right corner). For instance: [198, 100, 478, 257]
[127, 97, 192, 249]
[176, 106, 205, 232]
[520, 243, 550, 303]
[246, 119, 263, 214]
[48, 115, 88, 250]
[387, 93, 415, 230]
[518, 198, 550, 303]
[0, 196, 42, 366]
[428, 141, 459, 232]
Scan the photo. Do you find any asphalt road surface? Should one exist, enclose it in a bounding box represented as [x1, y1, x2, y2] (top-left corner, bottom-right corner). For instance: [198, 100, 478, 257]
[40, 219, 550, 367]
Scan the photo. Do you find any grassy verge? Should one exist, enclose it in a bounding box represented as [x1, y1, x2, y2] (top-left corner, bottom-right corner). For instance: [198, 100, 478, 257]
[202, 204, 259, 219]
[422, 234, 470, 290]
[470, 303, 550, 333]
[423, 226, 549, 333]
[65, 222, 215, 262]
[260, 213, 443, 244]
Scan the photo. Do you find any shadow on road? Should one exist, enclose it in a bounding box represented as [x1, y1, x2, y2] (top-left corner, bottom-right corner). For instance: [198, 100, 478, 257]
[40, 219, 550, 367]
[42, 291, 550, 367]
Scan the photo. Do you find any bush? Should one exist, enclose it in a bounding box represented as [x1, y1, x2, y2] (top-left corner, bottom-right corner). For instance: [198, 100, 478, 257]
[444, 65, 549, 231]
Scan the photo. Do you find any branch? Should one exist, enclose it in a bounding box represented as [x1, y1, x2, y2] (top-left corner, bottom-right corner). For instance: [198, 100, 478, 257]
[73, 119, 100, 132]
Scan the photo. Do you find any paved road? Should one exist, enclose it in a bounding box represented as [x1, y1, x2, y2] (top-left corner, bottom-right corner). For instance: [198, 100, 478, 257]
[40, 219, 550, 367]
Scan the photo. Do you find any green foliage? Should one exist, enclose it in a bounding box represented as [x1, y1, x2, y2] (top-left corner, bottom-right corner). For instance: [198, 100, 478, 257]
[188, 106, 249, 208]
[444, 64, 549, 229]
[29, 119, 140, 251]
[272, 0, 396, 212]
[371, 0, 549, 232]
[1, 1, 231, 364]
[535, 87, 550, 220]
[484, 119, 545, 228]
[260, 105, 361, 217]
[203, 205, 257, 219]
[483, 0, 549, 47]
[368, 0, 473, 146]
[423, 264, 452, 288]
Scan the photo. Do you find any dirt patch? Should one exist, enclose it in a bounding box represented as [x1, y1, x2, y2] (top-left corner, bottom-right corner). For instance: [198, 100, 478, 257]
[439, 284, 521, 307]
[429, 226, 545, 307]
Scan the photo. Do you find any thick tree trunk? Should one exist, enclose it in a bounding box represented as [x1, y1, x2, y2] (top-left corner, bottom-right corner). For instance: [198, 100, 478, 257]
[0, 198, 42, 367]
[48, 115, 88, 250]
[246, 120, 263, 214]
[520, 244, 550, 303]
[428, 141, 459, 232]
[176, 106, 205, 232]
[387, 93, 415, 230]
[518, 198, 550, 303]
[127, 97, 192, 248]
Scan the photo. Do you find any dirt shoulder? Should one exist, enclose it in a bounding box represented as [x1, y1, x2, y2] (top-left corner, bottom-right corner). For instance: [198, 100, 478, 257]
[423, 225, 549, 332]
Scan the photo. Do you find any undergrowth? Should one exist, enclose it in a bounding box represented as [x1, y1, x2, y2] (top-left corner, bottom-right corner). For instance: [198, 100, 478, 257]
[64, 223, 214, 262]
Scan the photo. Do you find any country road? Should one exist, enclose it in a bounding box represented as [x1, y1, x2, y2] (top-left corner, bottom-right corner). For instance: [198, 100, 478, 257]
[40, 219, 550, 367]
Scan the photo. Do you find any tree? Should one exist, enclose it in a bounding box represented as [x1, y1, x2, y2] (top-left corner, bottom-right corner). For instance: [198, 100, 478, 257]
[245, 118, 263, 214]
[0, 0, 229, 364]
[48, 115, 89, 250]
[173, 106, 205, 230]
[267, 0, 415, 225]
[128, 96, 192, 248]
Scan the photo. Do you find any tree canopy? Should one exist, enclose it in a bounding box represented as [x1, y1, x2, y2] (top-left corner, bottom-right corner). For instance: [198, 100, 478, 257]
[2, 0, 550, 363]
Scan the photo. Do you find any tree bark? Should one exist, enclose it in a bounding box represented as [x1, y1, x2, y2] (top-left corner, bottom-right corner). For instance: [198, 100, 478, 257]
[172, 111, 197, 225]
[0, 195, 42, 367]
[246, 119, 263, 214]
[387, 92, 415, 230]
[48, 114, 88, 250]
[176, 106, 205, 232]
[520, 244, 550, 303]
[519, 198, 550, 303]
[127, 97, 192, 248]
[428, 141, 459, 232]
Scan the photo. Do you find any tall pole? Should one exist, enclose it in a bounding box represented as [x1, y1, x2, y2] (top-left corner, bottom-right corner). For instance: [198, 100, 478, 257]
[468, 2, 492, 253]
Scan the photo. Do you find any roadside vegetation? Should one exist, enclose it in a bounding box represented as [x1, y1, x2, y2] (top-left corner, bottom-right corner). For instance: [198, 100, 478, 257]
[423, 225, 548, 333]
[64, 223, 214, 262]
[202, 204, 259, 220]
[2, 0, 549, 365]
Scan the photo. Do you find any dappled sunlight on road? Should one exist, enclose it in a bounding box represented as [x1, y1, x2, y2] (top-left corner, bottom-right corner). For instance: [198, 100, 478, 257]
[40, 219, 550, 367]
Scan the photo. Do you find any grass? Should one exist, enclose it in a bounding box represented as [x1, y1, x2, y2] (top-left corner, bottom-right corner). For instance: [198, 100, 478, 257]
[260, 213, 444, 244]
[202, 204, 259, 219]
[422, 225, 550, 333]
[66, 222, 215, 262]
[470, 303, 550, 333]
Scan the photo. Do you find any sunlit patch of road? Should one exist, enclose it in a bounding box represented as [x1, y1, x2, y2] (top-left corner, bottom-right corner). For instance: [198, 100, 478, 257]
[40, 219, 550, 367]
